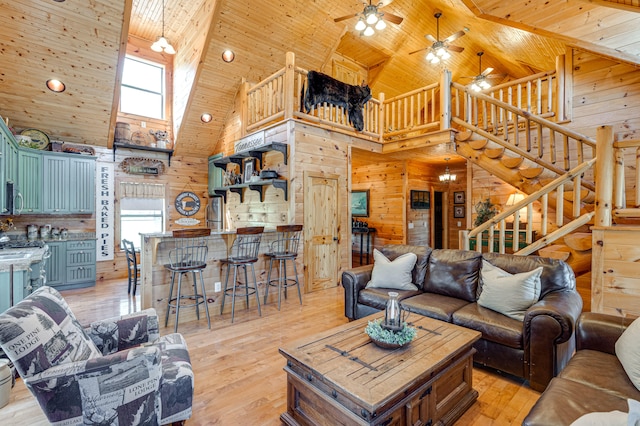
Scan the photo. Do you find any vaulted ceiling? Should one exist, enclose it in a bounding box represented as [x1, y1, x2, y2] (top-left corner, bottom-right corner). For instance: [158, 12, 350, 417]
[0, 0, 638, 158]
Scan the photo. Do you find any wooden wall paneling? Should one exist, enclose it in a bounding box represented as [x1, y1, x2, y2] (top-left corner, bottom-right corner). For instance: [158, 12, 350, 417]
[406, 160, 431, 247]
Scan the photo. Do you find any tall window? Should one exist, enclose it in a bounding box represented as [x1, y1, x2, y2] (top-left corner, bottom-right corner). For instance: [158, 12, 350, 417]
[120, 56, 165, 119]
[120, 198, 164, 250]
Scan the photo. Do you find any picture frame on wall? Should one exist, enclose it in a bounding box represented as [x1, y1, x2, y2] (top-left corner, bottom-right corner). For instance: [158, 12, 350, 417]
[410, 190, 430, 209]
[243, 158, 256, 183]
[351, 190, 369, 217]
[454, 191, 465, 204]
[454, 205, 465, 218]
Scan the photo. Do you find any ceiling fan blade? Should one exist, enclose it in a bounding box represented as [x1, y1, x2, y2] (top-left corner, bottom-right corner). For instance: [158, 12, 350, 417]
[447, 44, 464, 53]
[444, 30, 465, 44]
[377, 0, 395, 6]
[382, 11, 403, 25]
[486, 73, 508, 79]
[334, 13, 358, 23]
[425, 34, 437, 43]
[409, 47, 428, 55]
[481, 67, 494, 77]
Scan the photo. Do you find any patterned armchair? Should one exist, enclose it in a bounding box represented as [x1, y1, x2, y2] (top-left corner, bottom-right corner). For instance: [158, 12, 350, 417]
[0, 286, 193, 425]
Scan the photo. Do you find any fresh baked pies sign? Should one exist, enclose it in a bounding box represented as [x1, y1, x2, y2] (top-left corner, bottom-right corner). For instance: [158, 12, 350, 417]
[175, 191, 201, 216]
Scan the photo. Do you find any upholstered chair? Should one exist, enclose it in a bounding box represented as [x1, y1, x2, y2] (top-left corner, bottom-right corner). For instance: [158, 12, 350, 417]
[0, 286, 193, 425]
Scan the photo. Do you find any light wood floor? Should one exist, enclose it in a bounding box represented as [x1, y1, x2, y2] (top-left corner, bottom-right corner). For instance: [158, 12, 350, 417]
[0, 279, 540, 425]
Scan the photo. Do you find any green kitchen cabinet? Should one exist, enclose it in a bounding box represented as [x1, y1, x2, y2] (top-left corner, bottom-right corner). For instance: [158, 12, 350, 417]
[45, 240, 95, 290]
[17, 149, 43, 213]
[43, 155, 70, 213]
[0, 268, 26, 313]
[45, 241, 66, 287]
[69, 156, 95, 213]
[208, 153, 224, 196]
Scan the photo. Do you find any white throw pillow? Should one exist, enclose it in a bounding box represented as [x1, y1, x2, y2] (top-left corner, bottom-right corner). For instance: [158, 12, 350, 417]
[366, 249, 418, 291]
[477, 260, 543, 321]
[616, 317, 640, 392]
[569, 399, 640, 426]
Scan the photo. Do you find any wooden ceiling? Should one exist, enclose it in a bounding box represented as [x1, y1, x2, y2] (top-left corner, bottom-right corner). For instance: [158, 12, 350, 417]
[0, 0, 639, 158]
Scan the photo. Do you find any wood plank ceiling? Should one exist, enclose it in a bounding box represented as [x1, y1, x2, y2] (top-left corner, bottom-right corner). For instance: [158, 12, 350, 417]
[0, 0, 638, 158]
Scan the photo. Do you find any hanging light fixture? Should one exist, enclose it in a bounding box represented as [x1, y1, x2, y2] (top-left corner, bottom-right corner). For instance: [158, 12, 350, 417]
[470, 52, 492, 92]
[439, 158, 457, 182]
[151, 0, 176, 55]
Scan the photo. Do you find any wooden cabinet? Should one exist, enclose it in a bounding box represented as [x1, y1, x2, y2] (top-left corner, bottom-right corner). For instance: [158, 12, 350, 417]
[45, 240, 95, 290]
[17, 149, 43, 213]
[43, 155, 95, 214]
[208, 153, 224, 196]
[0, 269, 26, 313]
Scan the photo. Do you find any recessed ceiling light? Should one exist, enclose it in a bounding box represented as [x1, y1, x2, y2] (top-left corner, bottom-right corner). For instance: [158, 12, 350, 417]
[201, 113, 213, 123]
[46, 79, 66, 93]
[52, 0, 66, 2]
[222, 50, 235, 63]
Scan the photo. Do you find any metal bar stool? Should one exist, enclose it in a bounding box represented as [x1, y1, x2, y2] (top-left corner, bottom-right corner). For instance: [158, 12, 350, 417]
[164, 228, 211, 332]
[264, 225, 303, 310]
[122, 239, 139, 295]
[220, 226, 264, 323]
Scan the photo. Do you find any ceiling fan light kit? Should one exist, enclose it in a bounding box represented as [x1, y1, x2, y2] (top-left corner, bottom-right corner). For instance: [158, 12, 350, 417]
[409, 11, 464, 65]
[470, 52, 493, 92]
[334, 1, 403, 37]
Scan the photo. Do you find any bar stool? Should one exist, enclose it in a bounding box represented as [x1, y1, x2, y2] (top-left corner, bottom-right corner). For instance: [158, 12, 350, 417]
[122, 239, 139, 295]
[263, 225, 303, 310]
[220, 226, 264, 323]
[164, 228, 211, 332]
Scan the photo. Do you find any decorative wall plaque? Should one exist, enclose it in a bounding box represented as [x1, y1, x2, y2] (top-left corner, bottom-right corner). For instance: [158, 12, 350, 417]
[120, 157, 165, 175]
[175, 191, 201, 216]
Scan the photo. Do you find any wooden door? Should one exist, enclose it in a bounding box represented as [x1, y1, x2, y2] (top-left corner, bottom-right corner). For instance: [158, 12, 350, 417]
[304, 173, 340, 292]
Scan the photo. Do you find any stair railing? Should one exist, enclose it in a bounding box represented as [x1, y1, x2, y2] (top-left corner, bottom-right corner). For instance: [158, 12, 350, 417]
[461, 158, 596, 254]
[451, 82, 596, 182]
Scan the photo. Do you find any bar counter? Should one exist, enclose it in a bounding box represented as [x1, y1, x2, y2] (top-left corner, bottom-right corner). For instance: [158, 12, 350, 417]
[139, 228, 280, 325]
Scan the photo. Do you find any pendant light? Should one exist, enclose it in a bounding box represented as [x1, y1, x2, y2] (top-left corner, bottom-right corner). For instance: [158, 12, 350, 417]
[439, 158, 457, 182]
[151, 0, 176, 55]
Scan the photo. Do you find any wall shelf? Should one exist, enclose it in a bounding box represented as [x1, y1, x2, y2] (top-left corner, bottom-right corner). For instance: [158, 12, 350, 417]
[113, 142, 174, 166]
[213, 179, 288, 203]
[212, 142, 287, 170]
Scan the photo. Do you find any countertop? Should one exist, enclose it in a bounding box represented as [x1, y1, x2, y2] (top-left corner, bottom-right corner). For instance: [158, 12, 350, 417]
[141, 228, 277, 238]
[0, 247, 48, 272]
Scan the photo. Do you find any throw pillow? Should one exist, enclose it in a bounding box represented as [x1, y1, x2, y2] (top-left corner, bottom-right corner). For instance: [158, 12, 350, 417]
[616, 317, 640, 392]
[477, 260, 543, 321]
[569, 398, 640, 426]
[366, 249, 418, 291]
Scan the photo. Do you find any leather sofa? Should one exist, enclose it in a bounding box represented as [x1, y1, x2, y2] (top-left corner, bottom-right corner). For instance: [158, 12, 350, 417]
[341, 245, 583, 391]
[523, 312, 640, 425]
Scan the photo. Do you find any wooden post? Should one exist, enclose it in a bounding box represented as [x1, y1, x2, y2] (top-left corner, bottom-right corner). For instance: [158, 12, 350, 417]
[595, 125, 614, 227]
[440, 69, 452, 129]
[614, 147, 625, 209]
[378, 92, 385, 143]
[283, 51, 296, 121]
[555, 54, 565, 121]
[240, 78, 249, 138]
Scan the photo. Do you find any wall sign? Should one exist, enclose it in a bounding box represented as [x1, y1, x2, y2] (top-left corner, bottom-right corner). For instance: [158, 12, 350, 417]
[234, 130, 265, 153]
[96, 162, 115, 261]
[175, 218, 201, 226]
[120, 157, 165, 175]
[175, 191, 201, 216]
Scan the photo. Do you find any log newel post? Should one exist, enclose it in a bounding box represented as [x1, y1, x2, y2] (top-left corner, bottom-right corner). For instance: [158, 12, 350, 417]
[595, 125, 614, 227]
[440, 69, 452, 129]
[378, 92, 385, 143]
[284, 51, 296, 120]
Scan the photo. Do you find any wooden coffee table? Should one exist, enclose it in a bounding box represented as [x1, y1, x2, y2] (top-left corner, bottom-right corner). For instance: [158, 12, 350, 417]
[279, 314, 481, 426]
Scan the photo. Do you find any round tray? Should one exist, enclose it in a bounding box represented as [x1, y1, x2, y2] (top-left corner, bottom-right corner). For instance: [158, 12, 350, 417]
[369, 336, 410, 350]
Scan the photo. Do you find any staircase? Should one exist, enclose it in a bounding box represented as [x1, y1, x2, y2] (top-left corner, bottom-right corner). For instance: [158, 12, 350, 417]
[450, 81, 597, 263]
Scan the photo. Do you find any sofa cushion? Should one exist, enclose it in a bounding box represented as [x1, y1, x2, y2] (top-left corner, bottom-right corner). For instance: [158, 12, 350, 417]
[560, 349, 640, 402]
[523, 377, 630, 426]
[616, 317, 640, 392]
[401, 293, 470, 322]
[453, 303, 523, 349]
[366, 249, 418, 291]
[380, 245, 432, 289]
[0, 286, 101, 379]
[477, 260, 543, 320]
[482, 252, 575, 298]
[423, 249, 481, 302]
[358, 287, 421, 311]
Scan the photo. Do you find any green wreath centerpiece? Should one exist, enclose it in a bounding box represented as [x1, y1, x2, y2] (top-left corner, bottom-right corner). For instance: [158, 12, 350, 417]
[365, 319, 416, 349]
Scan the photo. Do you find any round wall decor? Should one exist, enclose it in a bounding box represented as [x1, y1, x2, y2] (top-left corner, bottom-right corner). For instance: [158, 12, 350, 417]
[175, 191, 201, 216]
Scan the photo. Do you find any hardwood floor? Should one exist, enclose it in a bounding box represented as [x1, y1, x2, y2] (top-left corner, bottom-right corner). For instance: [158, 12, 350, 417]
[0, 279, 540, 425]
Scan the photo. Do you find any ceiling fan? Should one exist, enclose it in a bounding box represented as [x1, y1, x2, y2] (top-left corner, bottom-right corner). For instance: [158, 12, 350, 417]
[334, 1, 404, 37]
[409, 11, 465, 64]
[464, 52, 507, 92]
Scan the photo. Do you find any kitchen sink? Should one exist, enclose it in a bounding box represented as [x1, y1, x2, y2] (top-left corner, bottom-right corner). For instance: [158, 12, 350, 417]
[0, 251, 34, 261]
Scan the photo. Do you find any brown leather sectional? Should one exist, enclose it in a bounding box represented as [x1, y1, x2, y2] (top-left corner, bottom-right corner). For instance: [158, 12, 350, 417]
[341, 244, 583, 391]
[524, 312, 640, 425]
